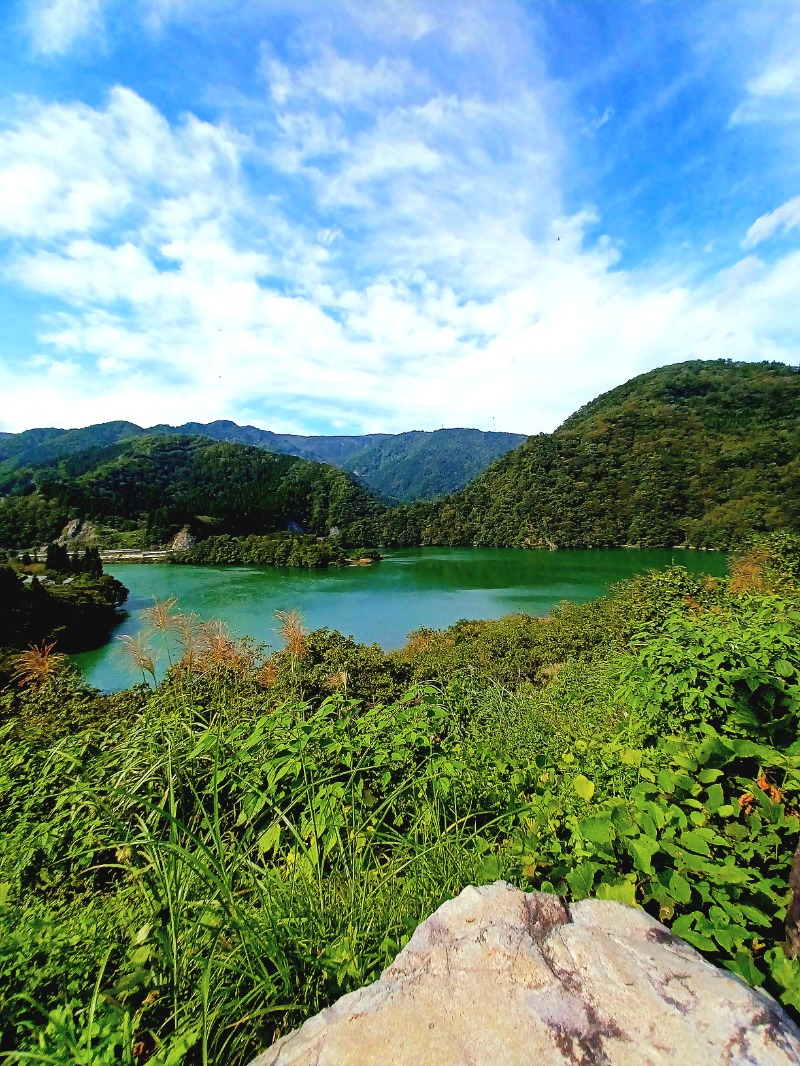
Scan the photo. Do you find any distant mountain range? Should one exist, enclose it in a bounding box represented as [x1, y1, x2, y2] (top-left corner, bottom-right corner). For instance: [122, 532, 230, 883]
[0, 421, 526, 505]
[3, 359, 797, 554]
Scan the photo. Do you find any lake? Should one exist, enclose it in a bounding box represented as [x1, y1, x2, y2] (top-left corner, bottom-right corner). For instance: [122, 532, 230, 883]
[72, 548, 728, 691]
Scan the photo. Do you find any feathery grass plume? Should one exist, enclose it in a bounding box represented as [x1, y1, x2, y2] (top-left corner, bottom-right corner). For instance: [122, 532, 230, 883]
[173, 611, 201, 673]
[258, 659, 279, 688]
[327, 669, 348, 695]
[142, 596, 179, 634]
[117, 632, 157, 684]
[12, 642, 67, 688]
[275, 609, 306, 658]
[196, 618, 243, 674]
[729, 548, 770, 594]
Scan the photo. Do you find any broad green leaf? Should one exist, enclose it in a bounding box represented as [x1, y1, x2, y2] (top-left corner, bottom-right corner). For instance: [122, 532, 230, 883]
[566, 862, 600, 899]
[579, 814, 614, 845]
[572, 774, 595, 802]
[658, 768, 676, 794]
[620, 747, 643, 767]
[629, 836, 660, 875]
[596, 878, 637, 906]
[667, 871, 692, 904]
[476, 853, 501, 884]
[679, 830, 712, 856]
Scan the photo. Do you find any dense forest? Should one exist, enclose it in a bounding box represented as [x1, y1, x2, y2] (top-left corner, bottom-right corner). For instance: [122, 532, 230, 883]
[339, 428, 526, 503]
[341, 360, 800, 550]
[170, 532, 378, 569]
[0, 436, 383, 550]
[2, 360, 798, 556]
[0, 548, 127, 655]
[0, 421, 525, 505]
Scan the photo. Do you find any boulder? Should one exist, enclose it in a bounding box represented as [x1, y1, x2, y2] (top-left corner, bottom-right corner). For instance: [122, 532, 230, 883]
[250, 881, 800, 1066]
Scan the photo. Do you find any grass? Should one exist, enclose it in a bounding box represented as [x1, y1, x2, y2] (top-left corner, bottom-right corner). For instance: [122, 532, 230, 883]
[0, 669, 523, 1064]
[3, 543, 800, 1062]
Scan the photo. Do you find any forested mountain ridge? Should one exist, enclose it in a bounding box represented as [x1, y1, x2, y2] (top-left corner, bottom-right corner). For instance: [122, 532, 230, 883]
[0, 436, 384, 550]
[4, 360, 796, 553]
[341, 360, 800, 550]
[0, 421, 525, 503]
[341, 428, 527, 503]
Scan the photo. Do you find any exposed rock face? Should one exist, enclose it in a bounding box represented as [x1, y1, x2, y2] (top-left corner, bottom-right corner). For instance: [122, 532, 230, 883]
[169, 527, 195, 551]
[251, 882, 800, 1066]
[57, 518, 98, 545]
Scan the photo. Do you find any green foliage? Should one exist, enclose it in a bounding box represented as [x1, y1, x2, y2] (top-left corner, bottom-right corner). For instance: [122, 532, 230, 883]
[511, 727, 800, 1004]
[0, 561, 127, 654]
[264, 628, 411, 704]
[619, 595, 800, 744]
[342, 360, 800, 550]
[3, 540, 800, 1061]
[393, 594, 630, 689]
[0, 436, 383, 551]
[172, 533, 348, 569]
[45, 542, 104, 577]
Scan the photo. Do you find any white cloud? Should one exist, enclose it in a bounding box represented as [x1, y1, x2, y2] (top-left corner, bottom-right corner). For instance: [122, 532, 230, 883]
[744, 196, 800, 247]
[0, 86, 244, 247]
[262, 47, 415, 107]
[347, 0, 436, 43]
[26, 0, 108, 55]
[730, 7, 800, 126]
[3, 8, 800, 437]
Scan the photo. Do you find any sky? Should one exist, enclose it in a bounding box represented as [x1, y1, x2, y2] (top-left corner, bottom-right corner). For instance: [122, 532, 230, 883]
[0, 0, 799, 437]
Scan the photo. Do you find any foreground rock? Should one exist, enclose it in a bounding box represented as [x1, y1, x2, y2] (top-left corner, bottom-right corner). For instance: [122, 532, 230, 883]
[251, 881, 800, 1066]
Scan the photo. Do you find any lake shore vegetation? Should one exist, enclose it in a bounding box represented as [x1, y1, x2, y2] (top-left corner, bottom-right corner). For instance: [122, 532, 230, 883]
[169, 533, 380, 569]
[0, 549, 128, 664]
[2, 535, 800, 1063]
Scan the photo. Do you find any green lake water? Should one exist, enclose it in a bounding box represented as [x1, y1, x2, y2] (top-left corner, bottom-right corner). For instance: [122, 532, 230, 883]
[72, 548, 728, 692]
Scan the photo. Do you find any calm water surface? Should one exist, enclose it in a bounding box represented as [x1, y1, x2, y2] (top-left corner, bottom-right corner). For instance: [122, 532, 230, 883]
[73, 548, 727, 691]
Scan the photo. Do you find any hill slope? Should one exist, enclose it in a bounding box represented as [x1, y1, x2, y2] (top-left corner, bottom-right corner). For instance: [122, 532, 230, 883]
[342, 360, 800, 550]
[341, 428, 527, 503]
[0, 436, 384, 550]
[0, 423, 525, 503]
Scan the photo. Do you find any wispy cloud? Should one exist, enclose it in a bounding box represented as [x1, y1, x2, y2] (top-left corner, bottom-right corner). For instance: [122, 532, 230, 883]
[25, 0, 108, 56]
[744, 196, 800, 248]
[2, 0, 800, 435]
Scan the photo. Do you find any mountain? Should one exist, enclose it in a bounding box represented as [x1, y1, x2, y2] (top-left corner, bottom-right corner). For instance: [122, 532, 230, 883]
[150, 421, 392, 466]
[341, 360, 800, 550]
[340, 429, 527, 504]
[0, 422, 525, 503]
[0, 435, 384, 550]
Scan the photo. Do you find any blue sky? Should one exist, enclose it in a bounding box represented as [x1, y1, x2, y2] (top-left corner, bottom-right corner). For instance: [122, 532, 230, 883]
[0, 0, 799, 435]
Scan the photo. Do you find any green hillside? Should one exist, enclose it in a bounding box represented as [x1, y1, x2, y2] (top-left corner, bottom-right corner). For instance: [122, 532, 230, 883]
[0, 422, 524, 504]
[342, 360, 800, 550]
[0, 436, 383, 550]
[341, 428, 527, 503]
[4, 360, 797, 552]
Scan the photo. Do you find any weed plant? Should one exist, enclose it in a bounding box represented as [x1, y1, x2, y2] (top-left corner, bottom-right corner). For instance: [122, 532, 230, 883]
[1, 536, 800, 1062]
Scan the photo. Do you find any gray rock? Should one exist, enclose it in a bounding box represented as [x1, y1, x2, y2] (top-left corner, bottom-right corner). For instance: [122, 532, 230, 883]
[169, 527, 195, 551]
[57, 517, 98, 546]
[250, 881, 800, 1066]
